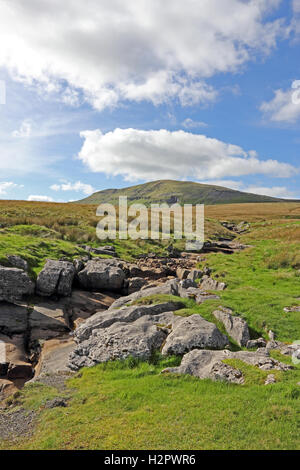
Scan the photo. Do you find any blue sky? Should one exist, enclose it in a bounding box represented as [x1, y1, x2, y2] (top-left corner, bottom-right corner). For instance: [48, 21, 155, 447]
[0, 0, 300, 202]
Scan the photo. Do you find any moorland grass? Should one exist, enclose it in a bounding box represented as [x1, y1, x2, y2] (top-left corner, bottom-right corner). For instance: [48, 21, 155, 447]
[0, 356, 299, 450]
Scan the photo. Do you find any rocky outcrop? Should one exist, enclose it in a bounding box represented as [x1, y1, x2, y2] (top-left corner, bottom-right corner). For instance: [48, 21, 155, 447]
[0, 267, 34, 303]
[36, 260, 75, 297]
[161, 315, 229, 356]
[69, 301, 189, 370]
[162, 348, 292, 384]
[199, 276, 226, 291]
[69, 316, 168, 370]
[78, 259, 126, 292]
[73, 302, 184, 343]
[213, 307, 250, 347]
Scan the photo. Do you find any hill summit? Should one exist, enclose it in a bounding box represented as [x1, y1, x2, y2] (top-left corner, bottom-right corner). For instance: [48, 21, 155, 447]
[76, 180, 297, 206]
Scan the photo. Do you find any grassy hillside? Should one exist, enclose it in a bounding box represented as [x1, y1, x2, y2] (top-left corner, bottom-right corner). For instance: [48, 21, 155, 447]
[77, 180, 298, 206]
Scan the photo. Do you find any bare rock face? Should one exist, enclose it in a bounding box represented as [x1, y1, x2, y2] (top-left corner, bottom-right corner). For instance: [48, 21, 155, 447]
[0, 303, 28, 336]
[69, 316, 168, 370]
[29, 300, 71, 341]
[36, 260, 75, 297]
[213, 307, 250, 347]
[161, 315, 229, 356]
[0, 266, 34, 303]
[199, 276, 226, 291]
[78, 259, 126, 292]
[162, 348, 292, 384]
[68, 301, 186, 370]
[73, 302, 184, 343]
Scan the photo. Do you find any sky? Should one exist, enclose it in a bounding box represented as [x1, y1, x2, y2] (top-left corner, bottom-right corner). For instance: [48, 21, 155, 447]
[0, 0, 300, 202]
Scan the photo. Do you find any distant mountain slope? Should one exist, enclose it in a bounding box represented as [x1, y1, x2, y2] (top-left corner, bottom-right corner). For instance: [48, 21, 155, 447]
[76, 180, 298, 206]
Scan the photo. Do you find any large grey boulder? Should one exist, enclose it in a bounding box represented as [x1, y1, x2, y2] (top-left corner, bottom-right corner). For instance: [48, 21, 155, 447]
[162, 348, 292, 384]
[213, 307, 250, 347]
[161, 315, 229, 356]
[69, 316, 168, 370]
[74, 301, 184, 342]
[108, 279, 179, 310]
[36, 260, 75, 297]
[0, 266, 34, 302]
[78, 259, 125, 292]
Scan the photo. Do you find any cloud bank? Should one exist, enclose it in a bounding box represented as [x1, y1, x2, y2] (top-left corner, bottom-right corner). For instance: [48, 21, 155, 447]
[0, 0, 285, 110]
[78, 128, 297, 182]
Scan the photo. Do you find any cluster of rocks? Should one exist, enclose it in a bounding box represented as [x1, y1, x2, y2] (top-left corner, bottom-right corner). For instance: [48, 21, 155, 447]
[68, 279, 297, 385]
[0, 252, 229, 397]
[1, 249, 299, 396]
[221, 221, 250, 234]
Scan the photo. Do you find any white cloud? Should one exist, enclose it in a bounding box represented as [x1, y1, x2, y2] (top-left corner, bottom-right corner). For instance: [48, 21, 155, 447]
[0, 0, 286, 110]
[50, 181, 95, 195]
[27, 195, 54, 202]
[78, 128, 297, 182]
[260, 85, 300, 122]
[244, 185, 297, 198]
[200, 179, 297, 198]
[182, 118, 208, 129]
[0, 181, 20, 195]
[12, 119, 32, 138]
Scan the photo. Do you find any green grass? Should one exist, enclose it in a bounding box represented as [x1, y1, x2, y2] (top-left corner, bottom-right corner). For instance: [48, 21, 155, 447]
[0, 232, 86, 277]
[196, 241, 300, 343]
[1, 356, 299, 450]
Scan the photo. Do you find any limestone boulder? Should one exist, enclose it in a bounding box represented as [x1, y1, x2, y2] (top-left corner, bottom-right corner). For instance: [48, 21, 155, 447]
[0, 266, 34, 302]
[213, 307, 250, 347]
[69, 316, 168, 370]
[74, 301, 184, 343]
[78, 259, 126, 292]
[36, 260, 75, 297]
[162, 348, 292, 384]
[161, 315, 229, 356]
